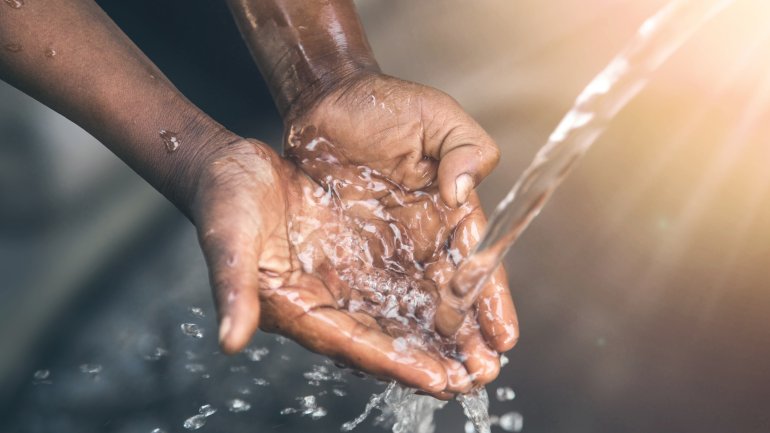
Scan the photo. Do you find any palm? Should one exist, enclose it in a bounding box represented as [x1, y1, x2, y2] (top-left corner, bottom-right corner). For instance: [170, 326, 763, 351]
[192, 139, 466, 395]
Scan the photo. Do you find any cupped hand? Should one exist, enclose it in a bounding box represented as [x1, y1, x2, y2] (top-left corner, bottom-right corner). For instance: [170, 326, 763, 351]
[191, 137, 474, 396]
[284, 72, 519, 387]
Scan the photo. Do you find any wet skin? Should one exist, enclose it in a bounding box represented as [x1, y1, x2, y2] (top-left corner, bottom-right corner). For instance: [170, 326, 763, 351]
[0, 0, 518, 396]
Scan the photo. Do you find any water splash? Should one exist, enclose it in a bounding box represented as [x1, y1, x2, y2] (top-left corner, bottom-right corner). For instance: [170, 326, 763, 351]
[342, 382, 447, 433]
[446, 0, 737, 324]
[458, 388, 491, 433]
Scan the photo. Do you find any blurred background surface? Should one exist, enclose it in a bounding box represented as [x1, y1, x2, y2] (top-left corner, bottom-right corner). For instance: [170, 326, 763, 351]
[1, 0, 770, 432]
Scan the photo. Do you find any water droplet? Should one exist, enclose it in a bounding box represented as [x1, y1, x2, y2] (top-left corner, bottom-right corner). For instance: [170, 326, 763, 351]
[198, 404, 217, 417]
[79, 364, 102, 375]
[500, 354, 509, 367]
[159, 129, 180, 153]
[189, 307, 205, 318]
[392, 337, 408, 353]
[150, 428, 166, 433]
[33, 369, 50, 380]
[280, 407, 297, 415]
[275, 335, 289, 344]
[184, 363, 205, 373]
[229, 365, 248, 373]
[180, 323, 203, 338]
[310, 407, 327, 419]
[144, 347, 168, 361]
[4, 0, 23, 9]
[332, 388, 347, 397]
[498, 412, 523, 432]
[465, 420, 476, 433]
[44, 48, 56, 58]
[253, 378, 270, 386]
[244, 347, 269, 361]
[495, 387, 516, 402]
[4, 43, 22, 53]
[227, 398, 251, 413]
[183, 414, 206, 430]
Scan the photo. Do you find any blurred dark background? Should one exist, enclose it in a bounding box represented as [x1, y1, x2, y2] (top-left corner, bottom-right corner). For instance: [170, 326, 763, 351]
[2, 1, 770, 432]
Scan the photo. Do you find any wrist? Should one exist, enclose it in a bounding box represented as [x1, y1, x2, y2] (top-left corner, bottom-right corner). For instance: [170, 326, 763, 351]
[282, 62, 380, 125]
[157, 116, 241, 219]
[227, 0, 381, 120]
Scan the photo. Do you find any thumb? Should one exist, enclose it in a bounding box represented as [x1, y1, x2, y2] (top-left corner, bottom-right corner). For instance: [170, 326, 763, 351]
[433, 118, 501, 208]
[198, 224, 262, 354]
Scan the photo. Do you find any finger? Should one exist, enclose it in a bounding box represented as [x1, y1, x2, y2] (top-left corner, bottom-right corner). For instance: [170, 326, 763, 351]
[426, 109, 500, 208]
[198, 223, 262, 355]
[477, 265, 519, 353]
[455, 317, 501, 386]
[279, 302, 448, 393]
[438, 357, 473, 395]
[434, 203, 488, 337]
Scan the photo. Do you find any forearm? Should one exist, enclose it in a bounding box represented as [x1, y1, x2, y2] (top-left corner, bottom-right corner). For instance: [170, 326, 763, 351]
[226, 0, 380, 119]
[0, 0, 236, 215]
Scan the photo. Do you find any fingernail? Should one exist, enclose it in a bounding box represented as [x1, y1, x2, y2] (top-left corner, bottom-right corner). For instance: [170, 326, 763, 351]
[219, 316, 232, 344]
[455, 173, 474, 205]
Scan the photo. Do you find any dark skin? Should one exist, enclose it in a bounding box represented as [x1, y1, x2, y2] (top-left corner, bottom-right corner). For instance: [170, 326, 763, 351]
[0, 0, 518, 397]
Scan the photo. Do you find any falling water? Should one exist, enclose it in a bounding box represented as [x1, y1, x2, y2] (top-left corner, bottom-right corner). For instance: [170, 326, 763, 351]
[447, 0, 736, 321]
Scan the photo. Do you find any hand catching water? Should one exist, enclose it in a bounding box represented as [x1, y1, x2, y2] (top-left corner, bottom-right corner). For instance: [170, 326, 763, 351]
[191, 137, 479, 397]
[283, 72, 520, 388]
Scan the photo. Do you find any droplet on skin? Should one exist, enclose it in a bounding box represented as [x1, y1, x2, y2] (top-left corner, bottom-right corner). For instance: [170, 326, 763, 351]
[159, 129, 180, 153]
[4, 0, 23, 9]
[44, 48, 56, 58]
[3, 43, 22, 53]
[180, 323, 203, 338]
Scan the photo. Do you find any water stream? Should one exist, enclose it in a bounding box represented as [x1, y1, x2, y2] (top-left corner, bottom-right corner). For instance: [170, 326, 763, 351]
[446, 0, 736, 324]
